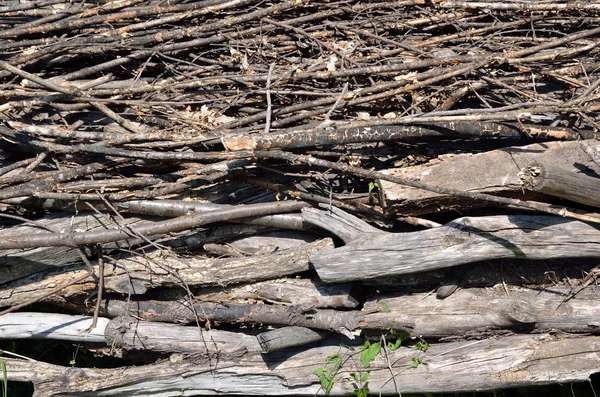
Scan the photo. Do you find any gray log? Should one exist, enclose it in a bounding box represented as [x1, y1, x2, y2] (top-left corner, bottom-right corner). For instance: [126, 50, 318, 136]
[310, 215, 600, 283]
[0, 312, 106, 343]
[381, 139, 600, 215]
[197, 278, 360, 309]
[257, 326, 327, 353]
[104, 316, 262, 355]
[4, 334, 600, 396]
[363, 285, 600, 337]
[520, 161, 600, 208]
[0, 213, 157, 285]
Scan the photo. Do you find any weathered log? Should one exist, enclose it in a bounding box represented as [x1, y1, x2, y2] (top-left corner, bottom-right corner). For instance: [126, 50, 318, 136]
[0, 312, 106, 343]
[362, 285, 600, 337]
[520, 162, 600, 208]
[196, 278, 361, 309]
[381, 139, 600, 215]
[0, 312, 262, 354]
[102, 299, 363, 337]
[0, 213, 157, 285]
[104, 237, 333, 294]
[4, 334, 600, 396]
[302, 204, 384, 243]
[257, 326, 327, 353]
[104, 316, 262, 355]
[310, 215, 600, 283]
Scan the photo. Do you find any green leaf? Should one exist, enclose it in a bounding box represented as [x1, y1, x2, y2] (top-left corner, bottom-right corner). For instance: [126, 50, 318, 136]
[360, 341, 381, 369]
[368, 181, 379, 194]
[408, 357, 423, 369]
[349, 372, 359, 382]
[328, 354, 343, 371]
[381, 302, 389, 312]
[387, 338, 402, 351]
[416, 340, 430, 352]
[314, 367, 335, 394]
[360, 371, 370, 383]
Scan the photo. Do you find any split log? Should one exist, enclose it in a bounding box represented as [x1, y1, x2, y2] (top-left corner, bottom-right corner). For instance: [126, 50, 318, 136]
[103, 237, 333, 294]
[310, 214, 600, 283]
[4, 334, 600, 396]
[380, 139, 600, 215]
[520, 162, 600, 208]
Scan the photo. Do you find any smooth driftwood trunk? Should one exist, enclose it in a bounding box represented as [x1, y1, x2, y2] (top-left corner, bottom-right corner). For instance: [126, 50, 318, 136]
[520, 161, 600, 208]
[4, 334, 600, 396]
[310, 215, 600, 283]
[380, 139, 600, 215]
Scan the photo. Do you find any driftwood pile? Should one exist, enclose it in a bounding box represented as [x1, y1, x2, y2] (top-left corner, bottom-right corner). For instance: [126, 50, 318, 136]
[1, 0, 600, 395]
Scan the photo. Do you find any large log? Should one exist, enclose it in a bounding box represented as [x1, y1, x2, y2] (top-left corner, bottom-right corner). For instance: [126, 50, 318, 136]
[520, 161, 600, 208]
[380, 139, 600, 215]
[310, 215, 600, 283]
[362, 285, 600, 337]
[4, 334, 600, 396]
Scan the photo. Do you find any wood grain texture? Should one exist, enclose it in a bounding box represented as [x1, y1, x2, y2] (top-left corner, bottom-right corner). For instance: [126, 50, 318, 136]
[5, 334, 600, 396]
[381, 139, 600, 214]
[311, 215, 600, 282]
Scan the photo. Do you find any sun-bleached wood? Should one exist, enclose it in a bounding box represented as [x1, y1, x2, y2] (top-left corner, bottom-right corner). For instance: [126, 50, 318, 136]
[380, 139, 600, 214]
[310, 215, 600, 283]
[4, 334, 600, 396]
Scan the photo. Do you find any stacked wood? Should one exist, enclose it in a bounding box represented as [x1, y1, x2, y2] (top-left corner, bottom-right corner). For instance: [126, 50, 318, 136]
[1, 0, 600, 396]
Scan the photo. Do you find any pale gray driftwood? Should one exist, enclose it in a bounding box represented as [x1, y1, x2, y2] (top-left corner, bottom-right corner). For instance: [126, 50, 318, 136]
[0, 312, 262, 354]
[310, 215, 600, 283]
[0, 312, 107, 343]
[104, 316, 262, 355]
[381, 139, 600, 214]
[302, 205, 384, 243]
[362, 285, 600, 337]
[5, 334, 600, 396]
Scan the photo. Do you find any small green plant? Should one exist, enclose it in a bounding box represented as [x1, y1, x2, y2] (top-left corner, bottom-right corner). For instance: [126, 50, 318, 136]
[386, 329, 410, 351]
[349, 371, 370, 397]
[314, 353, 343, 394]
[69, 344, 81, 367]
[408, 356, 423, 369]
[314, 331, 429, 395]
[360, 340, 381, 369]
[368, 180, 380, 206]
